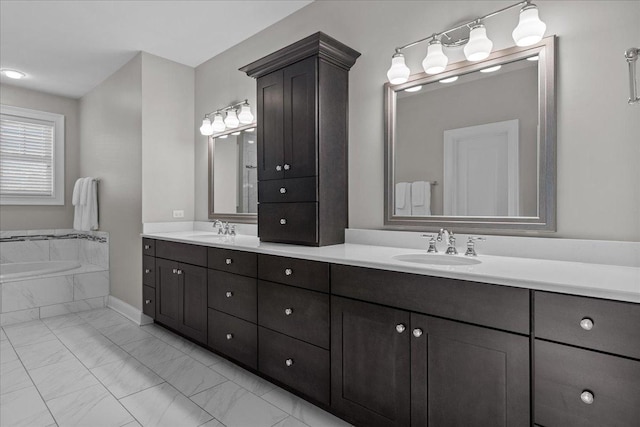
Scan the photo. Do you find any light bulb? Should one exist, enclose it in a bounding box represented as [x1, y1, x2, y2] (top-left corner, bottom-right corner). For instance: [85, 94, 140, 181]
[512, 4, 546, 47]
[422, 39, 448, 74]
[464, 24, 493, 61]
[224, 110, 239, 128]
[238, 103, 254, 124]
[199, 117, 213, 136]
[480, 65, 502, 73]
[386, 53, 410, 84]
[212, 113, 226, 132]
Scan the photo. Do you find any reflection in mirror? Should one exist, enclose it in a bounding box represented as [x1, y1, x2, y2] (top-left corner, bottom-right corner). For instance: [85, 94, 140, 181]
[208, 124, 257, 222]
[385, 37, 556, 232]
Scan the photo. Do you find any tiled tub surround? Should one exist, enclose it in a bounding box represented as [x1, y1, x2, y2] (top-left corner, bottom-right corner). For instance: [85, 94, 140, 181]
[0, 230, 109, 326]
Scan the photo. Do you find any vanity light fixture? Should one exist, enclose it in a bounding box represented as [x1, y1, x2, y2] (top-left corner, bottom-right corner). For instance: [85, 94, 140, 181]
[385, 0, 546, 84]
[238, 101, 254, 124]
[224, 109, 240, 128]
[199, 99, 254, 135]
[439, 76, 459, 83]
[404, 85, 423, 92]
[212, 113, 226, 132]
[199, 117, 214, 136]
[0, 69, 26, 79]
[480, 65, 502, 73]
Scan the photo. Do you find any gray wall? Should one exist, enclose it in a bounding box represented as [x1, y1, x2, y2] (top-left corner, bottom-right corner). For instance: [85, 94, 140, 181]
[80, 54, 143, 309]
[0, 85, 79, 230]
[194, 0, 640, 241]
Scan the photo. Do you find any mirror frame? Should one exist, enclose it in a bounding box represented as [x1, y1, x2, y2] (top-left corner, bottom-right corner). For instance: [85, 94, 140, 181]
[384, 36, 556, 234]
[208, 122, 257, 223]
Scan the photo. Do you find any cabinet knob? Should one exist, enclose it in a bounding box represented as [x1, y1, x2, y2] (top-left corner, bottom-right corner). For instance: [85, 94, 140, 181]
[580, 390, 594, 405]
[145, 299, 151, 304]
[284, 268, 293, 276]
[285, 358, 294, 367]
[284, 308, 293, 316]
[144, 269, 150, 274]
[412, 328, 423, 338]
[144, 244, 151, 250]
[280, 218, 287, 225]
[226, 333, 233, 340]
[283, 163, 291, 171]
[226, 291, 233, 298]
[225, 258, 233, 265]
[396, 324, 406, 333]
[275, 165, 282, 171]
[580, 317, 594, 331]
[176, 269, 183, 275]
[279, 187, 287, 194]
[172, 268, 178, 274]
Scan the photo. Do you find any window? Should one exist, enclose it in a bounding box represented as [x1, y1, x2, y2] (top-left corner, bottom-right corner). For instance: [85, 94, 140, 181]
[0, 105, 65, 205]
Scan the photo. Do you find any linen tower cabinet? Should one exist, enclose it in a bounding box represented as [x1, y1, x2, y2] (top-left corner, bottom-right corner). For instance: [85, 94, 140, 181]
[240, 32, 360, 246]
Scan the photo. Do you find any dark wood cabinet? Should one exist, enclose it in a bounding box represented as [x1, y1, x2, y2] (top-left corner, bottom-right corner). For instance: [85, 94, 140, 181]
[241, 32, 360, 246]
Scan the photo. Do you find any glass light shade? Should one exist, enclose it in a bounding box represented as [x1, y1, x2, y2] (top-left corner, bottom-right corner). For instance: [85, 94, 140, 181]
[464, 24, 493, 61]
[238, 104, 254, 124]
[224, 110, 240, 128]
[512, 5, 546, 47]
[387, 53, 410, 84]
[422, 41, 448, 74]
[199, 117, 213, 136]
[212, 113, 226, 132]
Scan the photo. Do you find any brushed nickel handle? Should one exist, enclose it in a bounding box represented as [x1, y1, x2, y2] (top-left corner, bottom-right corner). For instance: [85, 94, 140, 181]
[225, 258, 233, 265]
[580, 390, 594, 405]
[172, 268, 178, 274]
[144, 244, 151, 250]
[226, 333, 233, 340]
[412, 328, 423, 338]
[144, 269, 150, 274]
[226, 291, 233, 298]
[279, 187, 287, 194]
[275, 165, 282, 171]
[284, 308, 293, 316]
[580, 317, 594, 331]
[176, 269, 183, 275]
[145, 299, 151, 304]
[283, 163, 290, 171]
[280, 218, 287, 225]
[285, 358, 294, 367]
[284, 268, 292, 276]
[396, 324, 406, 333]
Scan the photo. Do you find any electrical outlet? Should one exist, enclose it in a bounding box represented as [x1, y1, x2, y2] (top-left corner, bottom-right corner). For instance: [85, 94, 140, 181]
[172, 210, 184, 218]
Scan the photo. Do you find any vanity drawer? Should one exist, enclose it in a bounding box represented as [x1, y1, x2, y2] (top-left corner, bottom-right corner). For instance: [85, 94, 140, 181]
[258, 280, 329, 349]
[258, 254, 329, 292]
[207, 309, 257, 369]
[142, 238, 155, 256]
[258, 202, 317, 245]
[142, 256, 156, 287]
[258, 177, 317, 203]
[208, 248, 257, 277]
[331, 264, 530, 334]
[156, 240, 207, 267]
[208, 270, 257, 323]
[142, 285, 155, 318]
[259, 327, 330, 406]
[535, 292, 640, 359]
[535, 339, 640, 427]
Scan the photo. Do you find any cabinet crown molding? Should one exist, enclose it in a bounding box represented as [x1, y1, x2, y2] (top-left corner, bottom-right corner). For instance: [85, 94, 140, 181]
[240, 32, 361, 78]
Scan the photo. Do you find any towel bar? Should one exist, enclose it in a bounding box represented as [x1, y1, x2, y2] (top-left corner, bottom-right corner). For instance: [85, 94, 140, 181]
[625, 47, 640, 105]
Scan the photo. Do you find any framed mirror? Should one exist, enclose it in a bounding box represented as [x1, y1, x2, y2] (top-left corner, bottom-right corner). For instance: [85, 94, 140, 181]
[208, 123, 258, 223]
[385, 36, 556, 233]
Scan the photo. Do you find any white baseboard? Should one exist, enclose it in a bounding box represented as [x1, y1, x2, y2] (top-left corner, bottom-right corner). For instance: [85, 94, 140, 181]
[106, 295, 153, 326]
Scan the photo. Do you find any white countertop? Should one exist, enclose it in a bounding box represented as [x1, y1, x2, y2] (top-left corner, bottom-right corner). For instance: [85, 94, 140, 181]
[142, 231, 640, 304]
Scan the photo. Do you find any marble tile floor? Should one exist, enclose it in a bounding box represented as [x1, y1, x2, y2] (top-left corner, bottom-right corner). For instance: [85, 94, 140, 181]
[0, 307, 351, 427]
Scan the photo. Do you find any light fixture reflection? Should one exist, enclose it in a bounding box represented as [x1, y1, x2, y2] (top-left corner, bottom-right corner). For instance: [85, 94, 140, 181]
[218, 135, 228, 139]
[404, 85, 423, 93]
[439, 76, 459, 83]
[480, 65, 502, 73]
[245, 128, 255, 133]
[231, 131, 241, 136]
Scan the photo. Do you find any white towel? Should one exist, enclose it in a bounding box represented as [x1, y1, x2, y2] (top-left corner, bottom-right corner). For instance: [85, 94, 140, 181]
[411, 181, 432, 216]
[395, 182, 412, 216]
[80, 177, 91, 205]
[72, 178, 84, 230]
[74, 177, 99, 231]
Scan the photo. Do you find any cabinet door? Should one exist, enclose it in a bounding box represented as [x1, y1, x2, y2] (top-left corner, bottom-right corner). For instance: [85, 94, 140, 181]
[257, 69, 284, 181]
[180, 263, 208, 344]
[331, 296, 410, 427]
[411, 313, 530, 427]
[155, 258, 182, 331]
[283, 56, 317, 179]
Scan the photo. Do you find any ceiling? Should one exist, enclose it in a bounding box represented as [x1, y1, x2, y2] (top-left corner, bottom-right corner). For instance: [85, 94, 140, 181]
[0, 0, 313, 99]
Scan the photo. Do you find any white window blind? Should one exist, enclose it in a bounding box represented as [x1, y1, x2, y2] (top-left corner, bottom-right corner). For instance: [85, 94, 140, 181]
[0, 105, 65, 205]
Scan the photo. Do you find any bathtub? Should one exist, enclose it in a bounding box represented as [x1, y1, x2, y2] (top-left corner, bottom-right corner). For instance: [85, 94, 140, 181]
[0, 260, 81, 281]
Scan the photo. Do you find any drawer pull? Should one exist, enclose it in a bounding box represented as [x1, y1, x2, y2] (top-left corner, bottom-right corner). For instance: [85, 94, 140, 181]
[580, 317, 594, 331]
[144, 269, 151, 274]
[283, 163, 291, 171]
[396, 324, 406, 333]
[280, 218, 287, 225]
[176, 269, 183, 275]
[284, 268, 293, 276]
[279, 187, 287, 194]
[412, 328, 423, 338]
[225, 258, 233, 265]
[580, 390, 594, 405]
[284, 308, 293, 316]
[144, 244, 151, 250]
[225, 291, 233, 298]
[276, 165, 282, 171]
[145, 299, 151, 304]
[172, 268, 178, 274]
[226, 333, 233, 340]
[285, 358, 294, 367]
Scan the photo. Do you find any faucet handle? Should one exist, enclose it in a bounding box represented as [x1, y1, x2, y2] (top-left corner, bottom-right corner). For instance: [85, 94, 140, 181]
[421, 234, 438, 253]
[465, 236, 486, 256]
[229, 225, 236, 236]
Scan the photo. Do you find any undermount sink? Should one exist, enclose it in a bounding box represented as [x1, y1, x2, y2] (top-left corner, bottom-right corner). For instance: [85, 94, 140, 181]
[393, 253, 482, 266]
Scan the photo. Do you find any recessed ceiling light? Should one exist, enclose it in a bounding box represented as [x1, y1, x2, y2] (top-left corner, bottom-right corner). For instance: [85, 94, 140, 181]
[1, 69, 26, 79]
[526, 56, 539, 61]
[404, 85, 423, 92]
[439, 76, 459, 83]
[480, 65, 502, 73]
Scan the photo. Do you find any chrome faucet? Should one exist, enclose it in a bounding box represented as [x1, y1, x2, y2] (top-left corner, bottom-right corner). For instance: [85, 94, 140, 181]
[437, 228, 458, 255]
[212, 220, 224, 234]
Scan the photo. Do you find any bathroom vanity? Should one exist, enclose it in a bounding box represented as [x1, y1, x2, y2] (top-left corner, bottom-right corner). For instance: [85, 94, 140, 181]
[141, 232, 640, 427]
